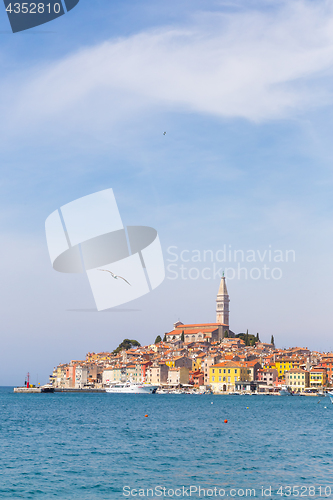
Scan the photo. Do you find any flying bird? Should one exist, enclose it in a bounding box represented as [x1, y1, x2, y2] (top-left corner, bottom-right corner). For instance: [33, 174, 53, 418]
[98, 269, 131, 286]
[163, 131, 166, 135]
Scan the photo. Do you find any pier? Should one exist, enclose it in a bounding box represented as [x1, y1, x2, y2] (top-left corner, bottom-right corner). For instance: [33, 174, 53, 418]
[14, 387, 42, 393]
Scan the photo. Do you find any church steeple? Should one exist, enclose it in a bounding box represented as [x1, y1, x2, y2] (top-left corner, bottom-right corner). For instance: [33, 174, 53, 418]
[216, 275, 230, 326]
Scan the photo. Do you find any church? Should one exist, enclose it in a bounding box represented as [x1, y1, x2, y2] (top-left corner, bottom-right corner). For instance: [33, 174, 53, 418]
[165, 276, 232, 344]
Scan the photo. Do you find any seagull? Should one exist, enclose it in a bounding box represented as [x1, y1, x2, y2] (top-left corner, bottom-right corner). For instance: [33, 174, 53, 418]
[98, 269, 131, 286]
[163, 131, 166, 135]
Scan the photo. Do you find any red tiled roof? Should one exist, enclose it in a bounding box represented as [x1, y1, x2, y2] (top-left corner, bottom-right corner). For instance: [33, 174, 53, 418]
[175, 323, 226, 328]
[211, 361, 241, 368]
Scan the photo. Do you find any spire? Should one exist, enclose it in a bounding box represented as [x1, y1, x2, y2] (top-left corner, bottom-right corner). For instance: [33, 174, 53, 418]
[216, 276, 230, 327]
[217, 276, 228, 296]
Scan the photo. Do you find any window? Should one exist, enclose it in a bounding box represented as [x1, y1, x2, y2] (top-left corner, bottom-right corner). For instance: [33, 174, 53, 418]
[219, 369, 221, 374]
[235, 369, 237, 373]
[219, 377, 221, 382]
[212, 369, 215, 373]
[224, 369, 226, 374]
[228, 369, 230, 374]
[228, 377, 231, 382]
[223, 377, 226, 381]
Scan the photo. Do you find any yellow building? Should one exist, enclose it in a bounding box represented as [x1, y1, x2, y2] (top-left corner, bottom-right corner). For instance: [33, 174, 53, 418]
[192, 356, 204, 372]
[165, 356, 192, 370]
[209, 361, 249, 393]
[275, 358, 300, 378]
[50, 364, 68, 388]
[310, 368, 327, 389]
[285, 369, 309, 392]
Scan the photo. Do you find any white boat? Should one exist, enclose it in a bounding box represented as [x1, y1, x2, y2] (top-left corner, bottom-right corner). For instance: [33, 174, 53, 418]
[105, 381, 158, 394]
[279, 385, 293, 396]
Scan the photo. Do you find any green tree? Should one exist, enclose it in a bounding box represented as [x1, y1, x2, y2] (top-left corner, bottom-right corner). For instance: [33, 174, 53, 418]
[256, 333, 259, 342]
[155, 335, 162, 344]
[224, 330, 229, 338]
[236, 332, 256, 346]
[112, 339, 141, 354]
[271, 335, 275, 346]
[181, 331, 185, 342]
[163, 333, 167, 342]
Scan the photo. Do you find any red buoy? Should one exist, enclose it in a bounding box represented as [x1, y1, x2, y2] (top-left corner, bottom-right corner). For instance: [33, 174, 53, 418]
[145, 414, 148, 417]
[224, 419, 228, 423]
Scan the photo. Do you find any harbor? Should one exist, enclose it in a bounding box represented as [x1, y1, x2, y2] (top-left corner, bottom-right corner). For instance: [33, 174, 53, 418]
[12, 385, 329, 396]
[32, 278, 333, 397]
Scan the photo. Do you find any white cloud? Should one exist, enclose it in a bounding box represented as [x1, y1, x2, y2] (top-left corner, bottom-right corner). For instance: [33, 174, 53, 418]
[2, 0, 333, 141]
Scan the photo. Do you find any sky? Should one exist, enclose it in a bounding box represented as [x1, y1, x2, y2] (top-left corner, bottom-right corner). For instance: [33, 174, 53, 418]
[1, 0, 333, 385]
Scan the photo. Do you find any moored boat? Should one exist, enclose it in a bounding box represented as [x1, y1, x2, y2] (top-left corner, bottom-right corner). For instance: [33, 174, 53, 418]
[279, 385, 293, 396]
[105, 381, 158, 394]
[41, 385, 55, 393]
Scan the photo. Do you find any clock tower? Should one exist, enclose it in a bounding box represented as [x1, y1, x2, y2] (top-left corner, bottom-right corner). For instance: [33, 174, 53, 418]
[216, 274, 230, 327]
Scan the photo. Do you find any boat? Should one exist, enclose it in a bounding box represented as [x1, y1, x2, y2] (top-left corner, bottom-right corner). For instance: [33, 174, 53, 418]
[279, 385, 293, 396]
[41, 385, 55, 393]
[105, 381, 158, 394]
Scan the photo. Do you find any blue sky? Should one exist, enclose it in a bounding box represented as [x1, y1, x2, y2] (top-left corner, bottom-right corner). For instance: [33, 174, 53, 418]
[1, 0, 333, 385]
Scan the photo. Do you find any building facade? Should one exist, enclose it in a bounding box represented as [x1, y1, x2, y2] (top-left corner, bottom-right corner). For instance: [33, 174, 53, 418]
[147, 363, 168, 385]
[167, 367, 190, 386]
[209, 361, 249, 392]
[309, 368, 327, 388]
[285, 369, 309, 392]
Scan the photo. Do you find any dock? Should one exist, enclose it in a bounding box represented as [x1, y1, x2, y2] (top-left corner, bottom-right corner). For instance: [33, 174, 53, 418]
[14, 387, 42, 393]
[13, 387, 105, 393]
[54, 388, 105, 393]
[14, 386, 55, 393]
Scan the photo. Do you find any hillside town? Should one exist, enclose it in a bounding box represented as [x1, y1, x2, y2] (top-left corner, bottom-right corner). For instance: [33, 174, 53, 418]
[49, 277, 333, 393]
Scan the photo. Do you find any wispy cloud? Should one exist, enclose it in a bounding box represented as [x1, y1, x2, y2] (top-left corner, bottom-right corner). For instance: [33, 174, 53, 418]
[2, 0, 333, 143]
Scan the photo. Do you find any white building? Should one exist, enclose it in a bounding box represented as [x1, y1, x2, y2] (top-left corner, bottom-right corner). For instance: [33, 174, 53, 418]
[75, 365, 88, 388]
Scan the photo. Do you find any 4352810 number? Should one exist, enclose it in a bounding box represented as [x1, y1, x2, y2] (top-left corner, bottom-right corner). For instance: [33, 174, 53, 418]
[5, 3, 61, 14]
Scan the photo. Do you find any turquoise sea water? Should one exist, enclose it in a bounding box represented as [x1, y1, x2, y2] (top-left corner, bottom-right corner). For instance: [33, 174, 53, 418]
[1, 386, 333, 499]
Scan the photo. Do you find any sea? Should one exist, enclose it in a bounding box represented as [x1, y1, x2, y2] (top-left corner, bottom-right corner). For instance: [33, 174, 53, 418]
[1, 386, 333, 499]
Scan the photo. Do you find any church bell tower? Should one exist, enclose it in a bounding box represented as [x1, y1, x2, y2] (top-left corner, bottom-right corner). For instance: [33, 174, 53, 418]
[216, 274, 230, 326]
